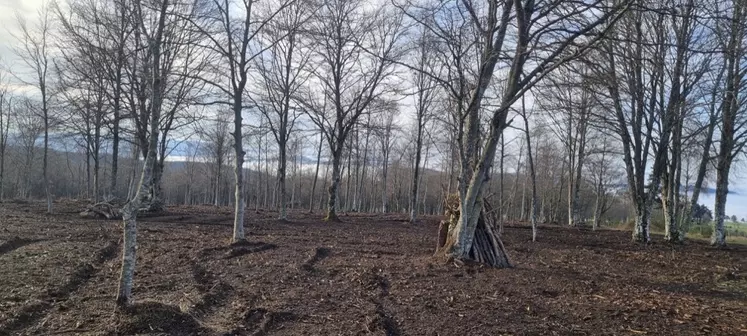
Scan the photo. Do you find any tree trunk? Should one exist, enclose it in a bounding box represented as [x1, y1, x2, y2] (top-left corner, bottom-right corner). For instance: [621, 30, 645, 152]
[664, 122, 684, 243]
[410, 112, 424, 222]
[44, 112, 52, 214]
[320, 152, 330, 212]
[712, 157, 730, 247]
[110, 81, 121, 200]
[325, 148, 342, 222]
[357, 131, 369, 212]
[498, 134, 504, 233]
[309, 132, 323, 213]
[381, 149, 389, 213]
[443, 101, 511, 266]
[592, 182, 602, 231]
[524, 118, 538, 241]
[344, 144, 352, 212]
[569, 130, 586, 227]
[278, 137, 288, 220]
[232, 98, 246, 243]
[117, 0, 168, 306]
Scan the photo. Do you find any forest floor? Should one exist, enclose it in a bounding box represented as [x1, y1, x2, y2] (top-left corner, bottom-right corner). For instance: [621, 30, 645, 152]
[0, 199, 746, 335]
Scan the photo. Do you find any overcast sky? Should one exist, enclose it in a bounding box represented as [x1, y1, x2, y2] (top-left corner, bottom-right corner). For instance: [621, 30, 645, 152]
[0, 0, 43, 64]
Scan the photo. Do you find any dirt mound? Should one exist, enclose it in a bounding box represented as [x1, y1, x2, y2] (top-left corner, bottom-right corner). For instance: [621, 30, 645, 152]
[0, 237, 39, 255]
[234, 308, 296, 336]
[224, 242, 277, 259]
[112, 302, 208, 335]
[300, 246, 331, 271]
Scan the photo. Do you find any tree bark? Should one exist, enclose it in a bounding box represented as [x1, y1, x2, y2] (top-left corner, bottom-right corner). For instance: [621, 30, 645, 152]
[277, 136, 288, 220]
[117, 0, 168, 306]
[232, 99, 246, 243]
[309, 132, 323, 213]
[325, 147, 342, 222]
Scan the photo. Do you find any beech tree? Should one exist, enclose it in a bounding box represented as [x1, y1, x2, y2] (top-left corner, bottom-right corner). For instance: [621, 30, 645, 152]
[518, 96, 539, 241]
[117, 0, 169, 307]
[712, 0, 747, 247]
[189, 0, 296, 241]
[199, 116, 231, 206]
[0, 71, 11, 201]
[254, 1, 311, 220]
[423, 0, 630, 266]
[13, 1, 55, 213]
[300, 0, 405, 221]
[408, 21, 438, 223]
[375, 102, 399, 213]
[537, 66, 592, 227]
[55, 0, 133, 199]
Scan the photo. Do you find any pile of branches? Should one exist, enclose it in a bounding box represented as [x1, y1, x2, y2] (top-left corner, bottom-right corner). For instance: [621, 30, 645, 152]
[437, 194, 511, 268]
[80, 202, 121, 219]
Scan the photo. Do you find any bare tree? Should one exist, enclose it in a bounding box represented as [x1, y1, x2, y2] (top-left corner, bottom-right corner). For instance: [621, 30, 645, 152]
[13, 1, 55, 213]
[684, 63, 723, 233]
[658, 0, 709, 243]
[428, 0, 629, 266]
[0, 70, 12, 200]
[586, 132, 618, 230]
[55, 0, 134, 199]
[712, 0, 747, 247]
[254, 1, 311, 220]
[536, 66, 592, 227]
[375, 103, 399, 213]
[199, 115, 230, 206]
[14, 99, 44, 199]
[189, 0, 295, 241]
[309, 131, 324, 213]
[409, 21, 438, 223]
[300, 0, 405, 221]
[117, 0, 169, 307]
[518, 96, 539, 241]
[591, 3, 677, 242]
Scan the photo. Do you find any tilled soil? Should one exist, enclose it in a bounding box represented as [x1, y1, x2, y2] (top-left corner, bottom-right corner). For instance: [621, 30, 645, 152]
[0, 200, 746, 335]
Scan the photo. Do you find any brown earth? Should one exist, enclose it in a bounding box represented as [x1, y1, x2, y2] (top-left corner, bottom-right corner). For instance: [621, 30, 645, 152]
[0, 199, 746, 335]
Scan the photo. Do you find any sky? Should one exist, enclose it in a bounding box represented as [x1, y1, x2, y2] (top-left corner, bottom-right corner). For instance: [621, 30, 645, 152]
[1, 0, 746, 221]
[0, 0, 43, 63]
